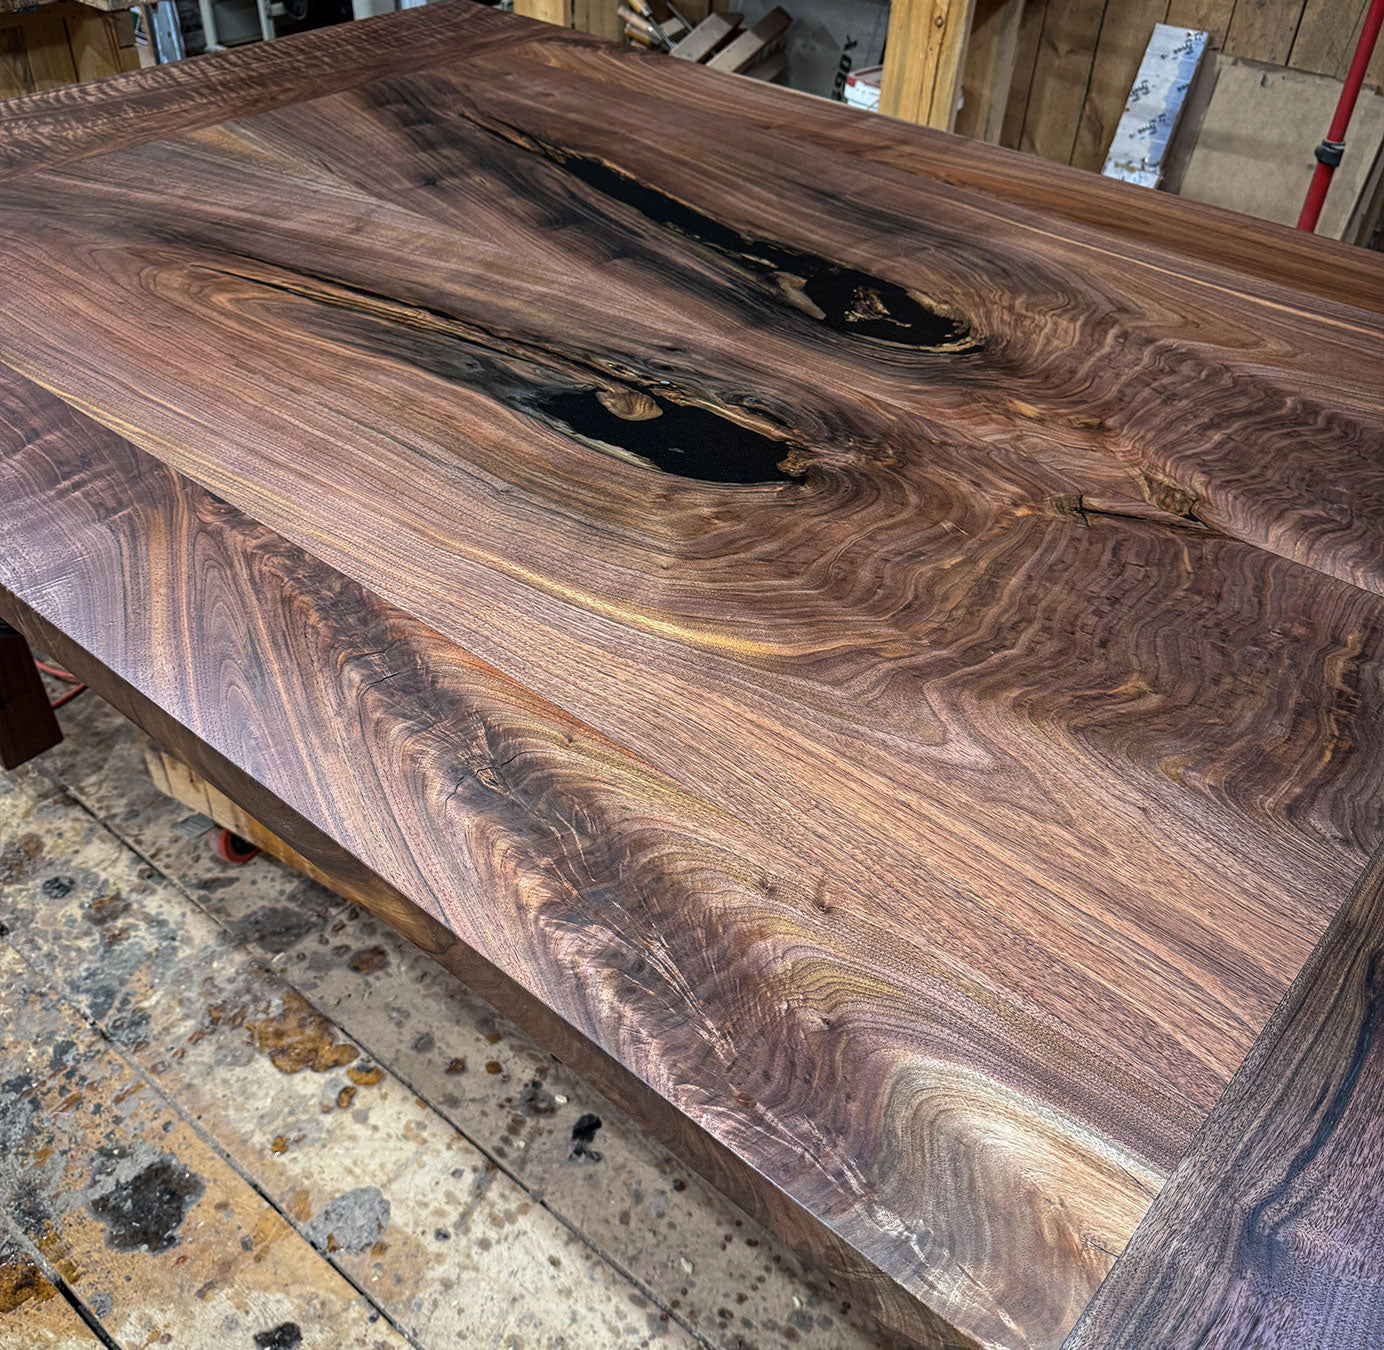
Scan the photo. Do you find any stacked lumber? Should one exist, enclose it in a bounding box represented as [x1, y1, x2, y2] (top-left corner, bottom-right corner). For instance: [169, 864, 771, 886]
[663, 7, 792, 82]
[519, 0, 791, 82]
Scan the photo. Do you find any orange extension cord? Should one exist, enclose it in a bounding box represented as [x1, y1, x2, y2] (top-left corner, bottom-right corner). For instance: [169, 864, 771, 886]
[35, 659, 89, 710]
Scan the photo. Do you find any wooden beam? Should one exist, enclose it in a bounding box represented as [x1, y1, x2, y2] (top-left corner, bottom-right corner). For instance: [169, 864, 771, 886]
[1065, 844, 1384, 1347]
[145, 742, 337, 884]
[0, 619, 60, 770]
[514, 0, 573, 26]
[879, 0, 978, 129]
[954, 0, 1025, 142]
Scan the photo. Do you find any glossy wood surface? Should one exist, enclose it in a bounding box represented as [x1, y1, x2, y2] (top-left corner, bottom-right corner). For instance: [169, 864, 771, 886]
[0, 373, 973, 1350]
[3, 8, 1378, 313]
[0, 585, 965, 1350]
[1, 7, 1382, 1345]
[1065, 844, 1384, 1349]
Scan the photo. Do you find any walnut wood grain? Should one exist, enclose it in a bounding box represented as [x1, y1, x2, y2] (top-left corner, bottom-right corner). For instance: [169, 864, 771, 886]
[2, 7, 1379, 314]
[0, 2, 539, 180]
[0, 621, 61, 769]
[0, 598, 964, 1350]
[523, 32, 1384, 314]
[0, 372, 973, 1350]
[1064, 843, 1384, 1349]
[0, 8, 1381, 1346]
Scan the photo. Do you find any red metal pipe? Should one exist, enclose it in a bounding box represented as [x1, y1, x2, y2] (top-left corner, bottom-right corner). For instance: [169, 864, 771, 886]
[1298, 0, 1384, 231]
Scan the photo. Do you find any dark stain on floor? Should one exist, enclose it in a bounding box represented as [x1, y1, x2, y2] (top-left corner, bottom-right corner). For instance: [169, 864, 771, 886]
[0, 1073, 39, 1154]
[349, 946, 389, 973]
[85, 890, 131, 926]
[568, 1113, 603, 1163]
[88, 1154, 205, 1252]
[254, 1322, 303, 1350]
[233, 904, 322, 954]
[230, 990, 359, 1074]
[0, 832, 44, 885]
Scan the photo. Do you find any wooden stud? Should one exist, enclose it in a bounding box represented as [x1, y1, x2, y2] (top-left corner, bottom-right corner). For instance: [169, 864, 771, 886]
[514, 0, 573, 27]
[879, 0, 978, 130]
[954, 0, 1026, 142]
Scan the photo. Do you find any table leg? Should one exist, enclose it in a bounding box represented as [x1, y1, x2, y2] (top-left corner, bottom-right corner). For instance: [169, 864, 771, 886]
[0, 621, 61, 770]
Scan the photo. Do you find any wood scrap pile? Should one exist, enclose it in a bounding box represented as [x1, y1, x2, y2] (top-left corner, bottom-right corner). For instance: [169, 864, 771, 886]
[622, 3, 791, 83]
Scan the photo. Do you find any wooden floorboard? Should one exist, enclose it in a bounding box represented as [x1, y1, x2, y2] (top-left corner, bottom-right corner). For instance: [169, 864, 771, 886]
[0, 1221, 106, 1349]
[0, 941, 422, 1350]
[0, 797, 699, 1349]
[0, 7, 1381, 1346]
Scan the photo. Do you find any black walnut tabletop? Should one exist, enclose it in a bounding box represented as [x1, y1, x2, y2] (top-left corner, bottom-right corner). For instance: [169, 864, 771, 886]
[0, 5, 1381, 1347]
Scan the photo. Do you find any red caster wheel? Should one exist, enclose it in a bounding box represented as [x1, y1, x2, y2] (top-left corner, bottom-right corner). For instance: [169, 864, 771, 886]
[213, 828, 261, 864]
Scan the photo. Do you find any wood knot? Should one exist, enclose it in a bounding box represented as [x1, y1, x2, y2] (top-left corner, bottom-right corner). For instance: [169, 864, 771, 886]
[1140, 472, 1199, 519]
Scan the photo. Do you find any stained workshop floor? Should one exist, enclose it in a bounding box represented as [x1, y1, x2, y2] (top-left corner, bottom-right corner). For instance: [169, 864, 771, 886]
[0, 686, 903, 1350]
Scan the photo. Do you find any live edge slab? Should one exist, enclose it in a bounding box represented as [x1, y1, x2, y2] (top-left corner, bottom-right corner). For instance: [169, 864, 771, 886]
[0, 6, 1381, 1347]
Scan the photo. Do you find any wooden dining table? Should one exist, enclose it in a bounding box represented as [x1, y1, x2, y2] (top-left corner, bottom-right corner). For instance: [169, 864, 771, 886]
[1, 5, 1382, 1346]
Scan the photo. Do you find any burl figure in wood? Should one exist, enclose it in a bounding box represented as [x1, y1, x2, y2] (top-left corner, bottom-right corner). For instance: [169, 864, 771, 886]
[0, 5, 1382, 1348]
